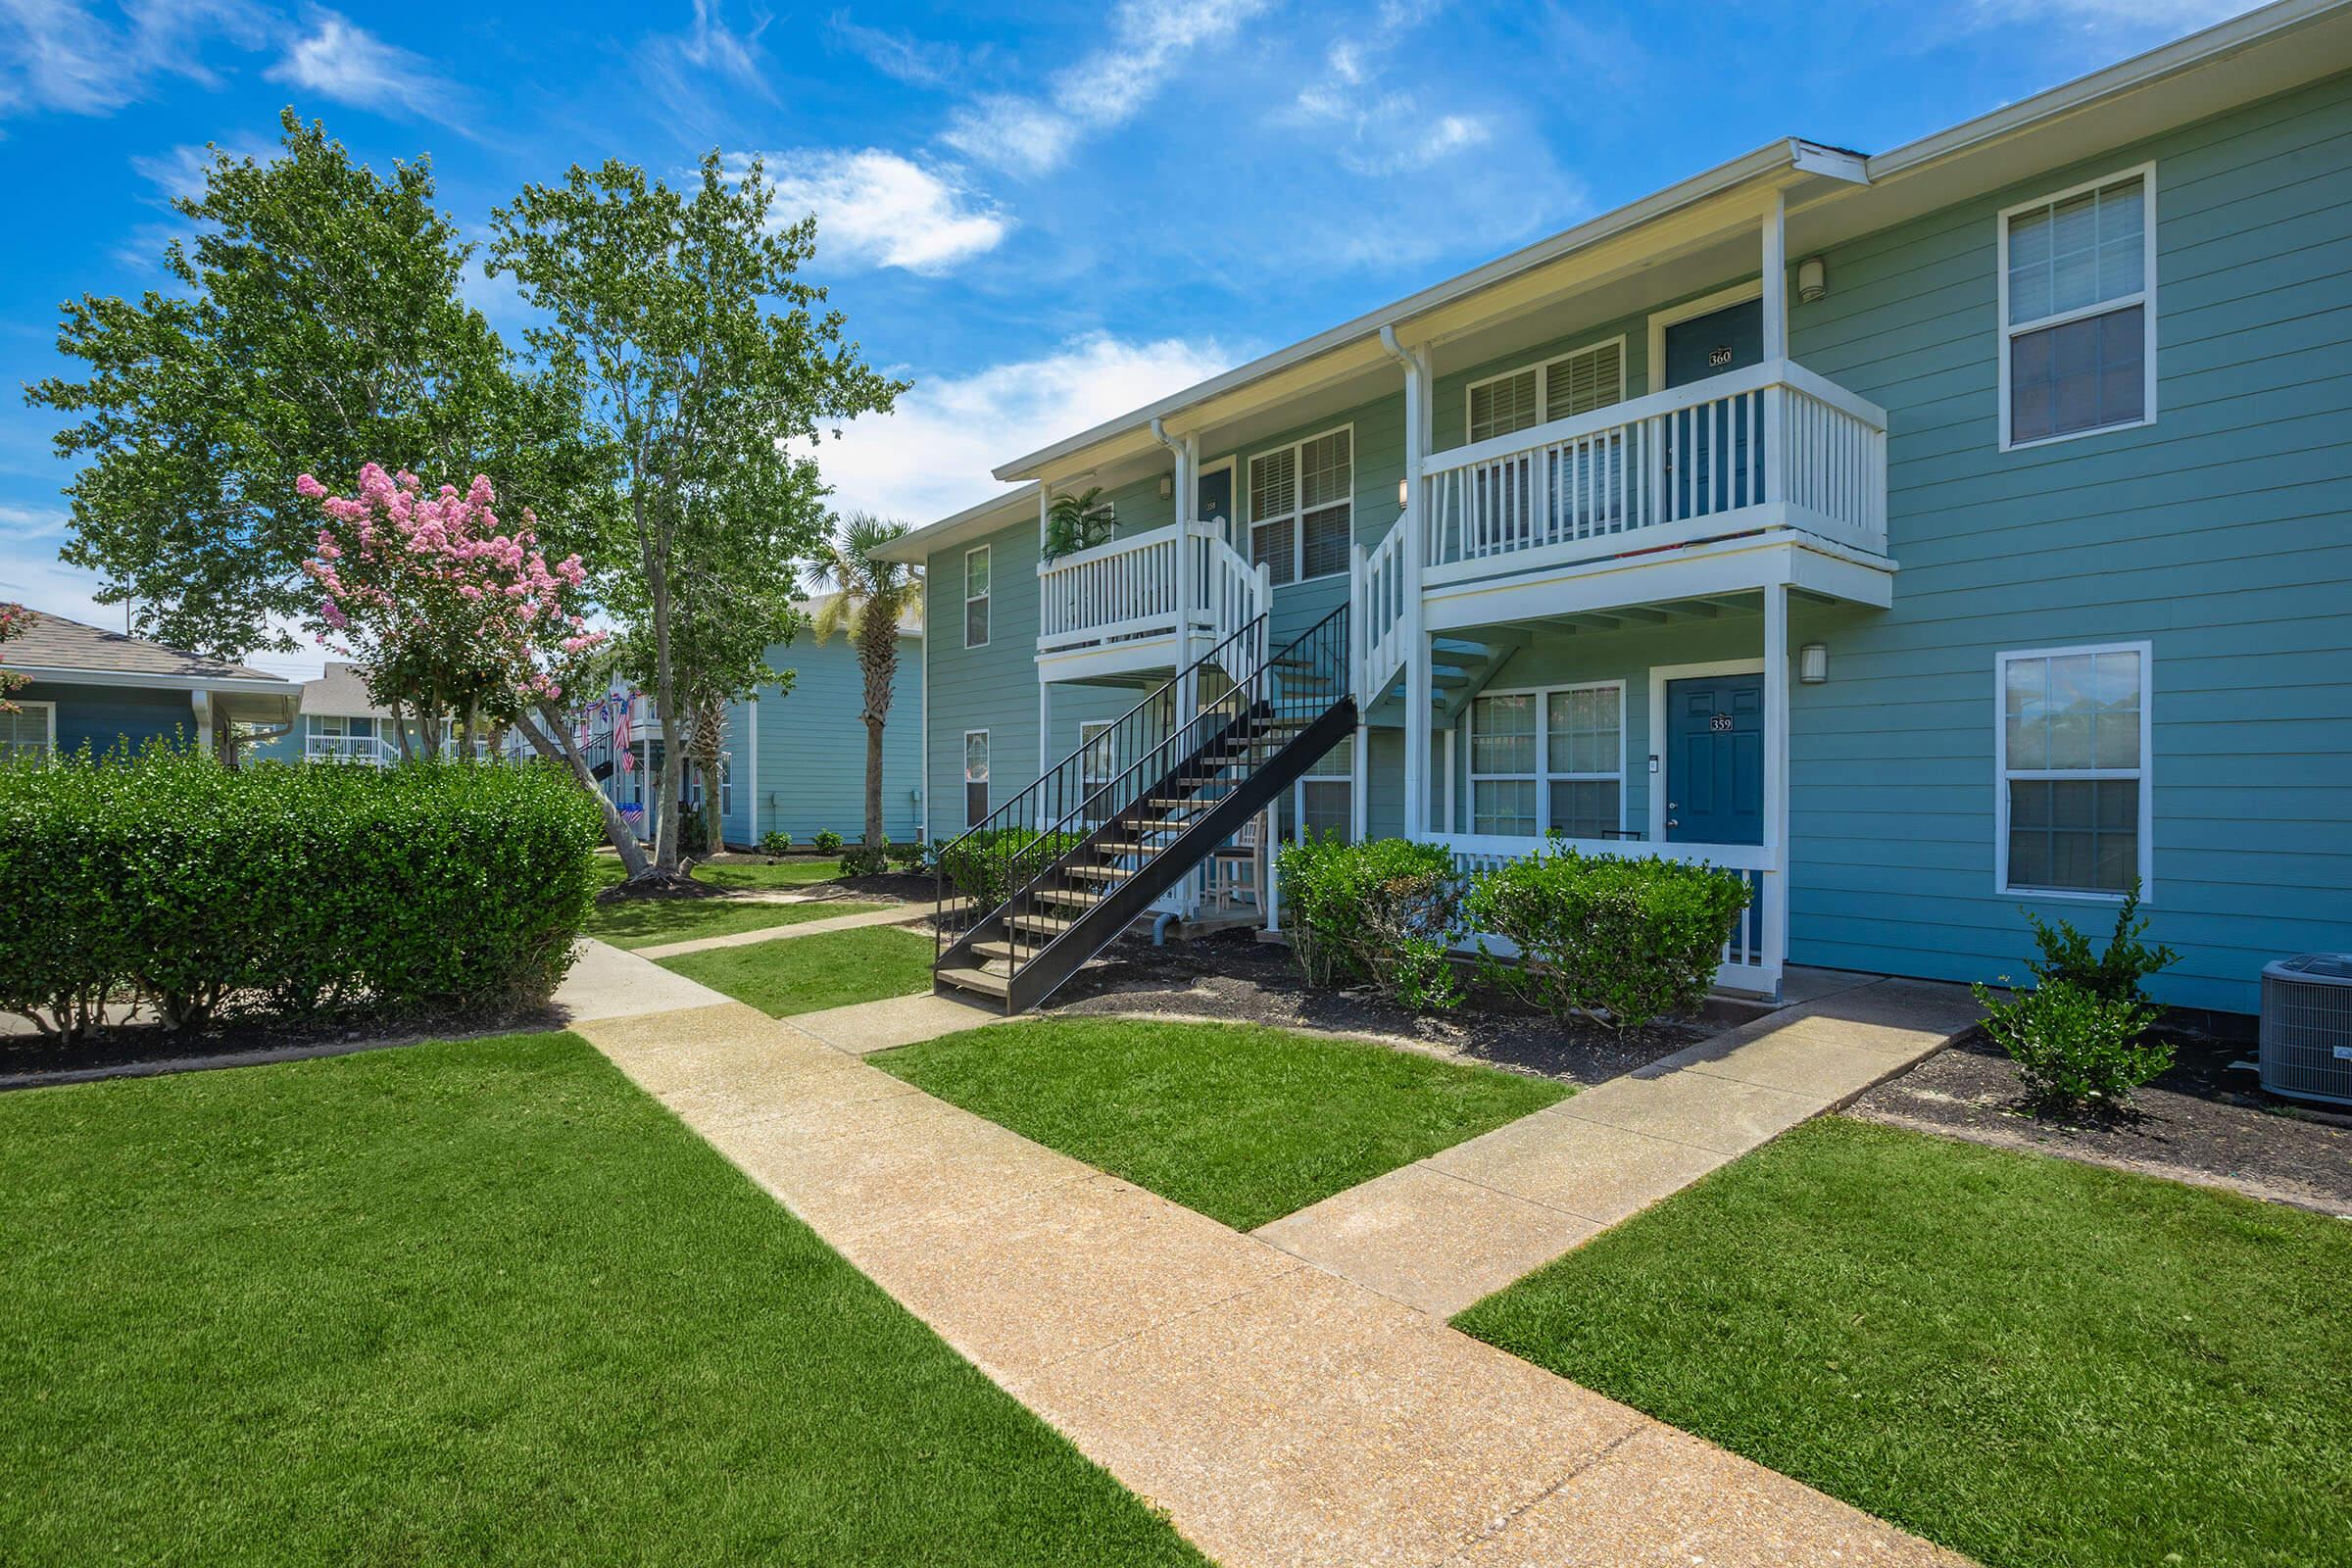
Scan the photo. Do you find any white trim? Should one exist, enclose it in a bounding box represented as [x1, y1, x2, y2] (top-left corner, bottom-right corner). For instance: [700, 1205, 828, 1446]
[0, 698, 57, 760]
[962, 544, 992, 650]
[1645, 280, 1763, 392]
[1995, 162, 2158, 453]
[1462, 334, 1629, 445]
[1465, 679, 1629, 839]
[1195, 453, 1240, 551]
[918, 569, 931, 841]
[10, 665, 294, 696]
[1645, 658, 1766, 845]
[1992, 639, 2154, 903]
[1246, 421, 1355, 587]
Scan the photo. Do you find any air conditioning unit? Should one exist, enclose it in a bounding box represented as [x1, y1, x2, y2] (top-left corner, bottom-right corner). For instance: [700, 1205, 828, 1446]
[2259, 954, 2352, 1106]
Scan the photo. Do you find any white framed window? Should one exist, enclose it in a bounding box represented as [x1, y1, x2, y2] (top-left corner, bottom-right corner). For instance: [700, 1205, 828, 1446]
[1078, 720, 1116, 820]
[1469, 682, 1626, 838]
[0, 700, 56, 762]
[1464, 337, 1627, 445]
[1998, 164, 2155, 451]
[1995, 642, 2152, 899]
[963, 545, 991, 649]
[1287, 733, 1352, 843]
[962, 729, 990, 828]
[1248, 425, 1352, 586]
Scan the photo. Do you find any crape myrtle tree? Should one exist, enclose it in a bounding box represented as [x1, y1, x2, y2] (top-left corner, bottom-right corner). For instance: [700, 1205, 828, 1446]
[489, 152, 903, 883]
[804, 514, 919, 871]
[0, 603, 32, 713]
[295, 464, 653, 877]
[25, 111, 610, 661]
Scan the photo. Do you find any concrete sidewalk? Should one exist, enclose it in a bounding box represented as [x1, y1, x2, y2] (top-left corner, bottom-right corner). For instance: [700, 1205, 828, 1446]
[1253, 976, 1982, 1317]
[633, 901, 942, 960]
[575, 996, 1963, 1568]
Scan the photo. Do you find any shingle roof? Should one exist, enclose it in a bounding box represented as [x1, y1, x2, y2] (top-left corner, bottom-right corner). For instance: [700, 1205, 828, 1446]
[299, 662, 395, 718]
[6, 608, 286, 684]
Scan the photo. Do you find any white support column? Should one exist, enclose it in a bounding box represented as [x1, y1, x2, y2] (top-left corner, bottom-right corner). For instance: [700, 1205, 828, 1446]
[1037, 680, 1053, 828]
[1761, 191, 1788, 510]
[1763, 579, 1790, 987]
[191, 690, 214, 757]
[1037, 484, 1053, 556]
[1399, 344, 1433, 837]
[1442, 726, 1456, 837]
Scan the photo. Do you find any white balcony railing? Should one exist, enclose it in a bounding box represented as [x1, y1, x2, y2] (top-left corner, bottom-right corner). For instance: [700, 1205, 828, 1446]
[305, 734, 391, 764]
[1038, 523, 1267, 670]
[1432, 833, 1783, 993]
[1422, 359, 1887, 578]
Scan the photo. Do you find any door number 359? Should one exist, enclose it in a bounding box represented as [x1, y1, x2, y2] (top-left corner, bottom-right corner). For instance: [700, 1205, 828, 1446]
[1709, 712, 1735, 732]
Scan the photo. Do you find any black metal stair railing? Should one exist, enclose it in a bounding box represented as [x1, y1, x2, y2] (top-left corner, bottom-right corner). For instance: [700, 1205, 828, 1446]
[937, 603, 1355, 1012]
[930, 612, 1266, 965]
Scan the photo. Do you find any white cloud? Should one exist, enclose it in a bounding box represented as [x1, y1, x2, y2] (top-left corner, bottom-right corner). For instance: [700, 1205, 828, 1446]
[0, 0, 265, 118]
[1342, 113, 1491, 176]
[814, 334, 1243, 524]
[828, 13, 980, 89]
[761, 149, 1009, 273]
[944, 0, 1270, 176]
[1280, 2, 1491, 177]
[266, 11, 450, 122]
[128, 135, 276, 204]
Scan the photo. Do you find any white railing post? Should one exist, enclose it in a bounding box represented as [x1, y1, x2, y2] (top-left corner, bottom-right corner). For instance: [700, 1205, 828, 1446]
[1763, 579, 1790, 995]
[1401, 343, 1433, 838]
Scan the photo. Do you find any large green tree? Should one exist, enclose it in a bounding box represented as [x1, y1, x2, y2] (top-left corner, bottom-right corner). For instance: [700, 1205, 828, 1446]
[26, 111, 610, 660]
[489, 153, 904, 880]
[805, 514, 919, 868]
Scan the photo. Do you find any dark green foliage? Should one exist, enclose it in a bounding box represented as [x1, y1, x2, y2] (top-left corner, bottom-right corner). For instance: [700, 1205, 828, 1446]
[1275, 836, 1465, 1009]
[758, 829, 792, 854]
[885, 839, 925, 870]
[0, 748, 602, 1039]
[1975, 883, 2180, 1108]
[936, 827, 1087, 911]
[837, 843, 887, 877]
[1041, 487, 1114, 560]
[810, 829, 845, 855]
[1463, 850, 1750, 1030]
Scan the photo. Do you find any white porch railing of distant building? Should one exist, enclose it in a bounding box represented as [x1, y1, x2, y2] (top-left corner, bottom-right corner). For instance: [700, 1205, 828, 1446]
[1421, 360, 1886, 577]
[1037, 522, 1268, 675]
[305, 734, 392, 764]
[1352, 514, 1413, 705]
[1431, 833, 1783, 993]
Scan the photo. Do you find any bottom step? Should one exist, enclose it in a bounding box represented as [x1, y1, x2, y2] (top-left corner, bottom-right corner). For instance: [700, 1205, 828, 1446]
[935, 964, 1009, 1000]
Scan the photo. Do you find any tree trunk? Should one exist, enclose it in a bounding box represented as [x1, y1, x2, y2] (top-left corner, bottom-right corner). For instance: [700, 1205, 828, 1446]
[858, 609, 899, 851]
[389, 699, 416, 762]
[864, 718, 885, 852]
[648, 559, 682, 875]
[518, 704, 653, 878]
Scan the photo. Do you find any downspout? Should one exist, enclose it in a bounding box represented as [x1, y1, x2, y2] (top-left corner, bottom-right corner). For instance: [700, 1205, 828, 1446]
[1377, 323, 1432, 838]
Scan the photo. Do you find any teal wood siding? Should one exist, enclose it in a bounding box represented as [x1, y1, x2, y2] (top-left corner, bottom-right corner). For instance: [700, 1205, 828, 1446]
[723, 631, 923, 847]
[17, 681, 195, 759]
[1773, 72, 2352, 1014]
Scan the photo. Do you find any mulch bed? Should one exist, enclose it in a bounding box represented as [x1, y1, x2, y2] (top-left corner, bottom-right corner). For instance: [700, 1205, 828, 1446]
[1846, 1024, 2352, 1214]
[1039, 927, 1726, 1086]
[1, 1003, 567, 1090]
[829, 870, 938, 903]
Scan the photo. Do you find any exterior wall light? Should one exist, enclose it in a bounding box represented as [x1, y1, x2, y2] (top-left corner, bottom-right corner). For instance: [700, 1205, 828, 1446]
[1799, 642, 1830, 684]
[1797, 255, 1828, 304]
[1158, 474, 1173, 499]
[1397, 477, 1409, 511]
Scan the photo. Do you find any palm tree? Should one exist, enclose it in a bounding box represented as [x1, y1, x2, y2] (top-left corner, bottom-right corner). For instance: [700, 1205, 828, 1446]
[805, 514, 920, 862]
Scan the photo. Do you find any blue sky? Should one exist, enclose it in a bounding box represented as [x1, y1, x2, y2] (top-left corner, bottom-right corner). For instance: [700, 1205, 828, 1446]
[0, 0, 2254, 677]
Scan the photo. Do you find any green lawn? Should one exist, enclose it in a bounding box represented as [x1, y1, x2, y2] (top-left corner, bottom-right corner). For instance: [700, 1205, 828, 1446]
[0, 1034, 1205, 1567]
[661, 926, 938, 1016]
[870, 1017, 1567, 1231]
[580, 894, 884, 950]
[595, 857, 846, 893]
[1453, 1116, 2352, 1568]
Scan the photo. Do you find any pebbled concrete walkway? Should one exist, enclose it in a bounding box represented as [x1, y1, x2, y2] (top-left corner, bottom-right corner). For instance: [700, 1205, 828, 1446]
[1253, 976, 1982, 1318]
[575, 994, 1966, 1568]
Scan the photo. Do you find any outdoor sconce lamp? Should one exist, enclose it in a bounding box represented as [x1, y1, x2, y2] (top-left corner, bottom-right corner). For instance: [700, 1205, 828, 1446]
[1396, 478, 1409, 511]
[1797, 255, 1828, 304]
[1158, 474, 1173, 499]
[1799, 642, 1830, 684]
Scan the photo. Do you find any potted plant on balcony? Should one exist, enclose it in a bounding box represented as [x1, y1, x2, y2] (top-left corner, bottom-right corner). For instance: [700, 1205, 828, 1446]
[1042, 487, 1114, 560]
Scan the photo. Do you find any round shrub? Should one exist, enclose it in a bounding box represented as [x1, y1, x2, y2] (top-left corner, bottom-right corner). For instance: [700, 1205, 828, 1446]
[837, 843, 887, 877]
[810, 829, 844, 855]
[936, 827, 1087, 912]
[1462, 849, 1751, 1031]
[1275, 836, 1464, 1010]
[758, 829, 792, 856]
[0, 747, 604, 1040]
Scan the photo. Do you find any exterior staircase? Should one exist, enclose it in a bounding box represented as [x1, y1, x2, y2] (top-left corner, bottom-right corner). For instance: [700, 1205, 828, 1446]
[932, 606, 1355, 1014]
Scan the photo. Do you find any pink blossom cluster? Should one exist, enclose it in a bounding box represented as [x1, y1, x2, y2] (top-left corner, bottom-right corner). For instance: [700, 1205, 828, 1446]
[298, 464, 607, 717]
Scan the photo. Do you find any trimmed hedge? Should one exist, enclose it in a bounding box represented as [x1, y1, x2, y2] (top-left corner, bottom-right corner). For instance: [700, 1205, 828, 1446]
[1463, 848, 1751, 1031]
[1276, 835, 1464, 1009]
[936, 827, 1087, 911]
[0, 748, 603, 1040]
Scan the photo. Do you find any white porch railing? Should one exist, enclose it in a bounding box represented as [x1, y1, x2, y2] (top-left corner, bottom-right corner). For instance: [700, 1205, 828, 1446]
[1422, 359, 1887, 577]
[1038, 523, 1267, 673]
[1352, 514, 1412, 703]
[1432, 833, 1784, 994]
[305, 735, 390, 764]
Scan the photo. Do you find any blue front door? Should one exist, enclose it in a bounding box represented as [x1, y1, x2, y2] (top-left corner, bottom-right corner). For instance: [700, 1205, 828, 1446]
[1665, 672, 1764, 845]
[1662, 298, 1765, 515]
